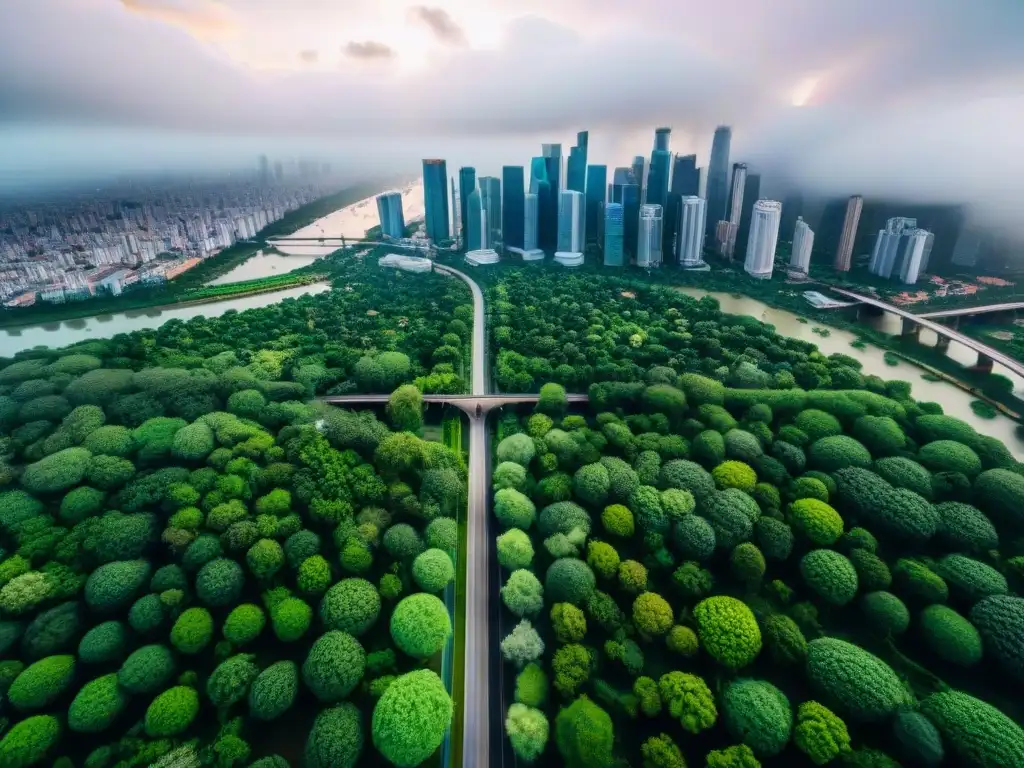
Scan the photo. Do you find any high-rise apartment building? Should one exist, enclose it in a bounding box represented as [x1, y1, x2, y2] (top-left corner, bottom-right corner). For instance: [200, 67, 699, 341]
[557, 190, 584, 254]
[375, 191, 405, 239]
[898, 229, 934, 285]
[677, 196, 708, 269]
[466, 187, 487, 252]
[735, 172, 761, 259]
[706, 126, 732, 240]
[422, 159, 450, 244]
[790, 217, 814, 274]
[869, 217, 917, 278]
[834, 195, 863, 271]
[458, 167, 476, 246]
[720, 162, 748, 259]
[524, 193, 539, 252]
[744, 200, 782, 279]
[585, 165, 607, 244]
[637, 204, 664, 268]
[502, 166, 525, 250]
[603, 203, 625, 267]
[480, 176, 502, 247]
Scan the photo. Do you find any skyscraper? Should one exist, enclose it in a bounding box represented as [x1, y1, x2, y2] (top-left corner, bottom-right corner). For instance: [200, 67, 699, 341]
[450, 176, 460, 239]
[666, 154, 699, 259]
[480, 176, 501, 247]
[654, 127, 671, 153]
[610, 168, 632, 204]
[744, 200, 782, 279]
[531, 156, 554, 253]
[603, 203, 625, 267]
[557, 190, 584, 254]
[637, 204, 664, 268]
[585, 165, 607, 244]
[540, 145, 562, 251]
[524, 193, 539, 252]
[834, 195, 864, 271]
[952, 225, 982, 267]
[567, 131, 589, 194]
[869, 217, 917, 278]
[622, 184, 640, 262]
[898, 229, 933, 285]
[648, 128, 672, 209]
[466, 187, 487, 252]
[720, 162, 748, 258]
[735, 173, 761, 259]
[790, 217, 814, 274]
[502, 166, 526, 250]
[375, 191, 405, 239]
[677, 196, 708, 269]
[422, 159, 450, 244]
[458, 167, 476, 247]
[631, 156, 646, 194]
[706, 126, 732, 240]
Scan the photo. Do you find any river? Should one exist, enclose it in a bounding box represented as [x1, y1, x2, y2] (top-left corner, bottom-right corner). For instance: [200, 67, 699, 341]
[678, 288, 1024, 457]
[0, 282, 330, 357]
[205, 250, 323, 285]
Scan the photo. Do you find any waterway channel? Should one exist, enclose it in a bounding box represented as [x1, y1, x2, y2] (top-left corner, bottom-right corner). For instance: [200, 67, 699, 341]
[205, 250, 323, 285]
[678, 288, 1024, 457]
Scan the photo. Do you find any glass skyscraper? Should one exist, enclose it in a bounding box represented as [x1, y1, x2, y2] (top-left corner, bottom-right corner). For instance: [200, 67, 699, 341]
[480, 176, 501, 248]
[622, 183, 640, 262]
[422, 159, 450, 244]
[666, 154, 699, 259]
[375, 191, 405, 239]
[541, 144, 562, 252]
[532, 155, 554, 253]
[567, 131, 588, 194]
[706, 126, 732, 240]
[637, 204, 664, 268]
[603, 203, 624, 266]
[557, 190, 584, 253]
[677, 196, 708, 268]
[735, 172, 762, 261]
[584, 164, 607, 244]
[524, 193, 539, 251]
[502, 166, 525, 250]
[457, 167, 476, 247]
[466, 187, 487, 252]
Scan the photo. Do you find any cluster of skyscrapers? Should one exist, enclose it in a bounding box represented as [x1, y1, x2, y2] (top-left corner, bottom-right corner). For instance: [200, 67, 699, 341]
[408, 125, 939, 284]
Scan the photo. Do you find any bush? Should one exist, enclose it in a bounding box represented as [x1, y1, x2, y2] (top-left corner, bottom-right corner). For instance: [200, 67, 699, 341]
[58, 486, 105, 525]
[796, 409, 842, 441]
[693, 430, 726, 467]
[705, 744, 760, 768]
[494, 461, 529, 492]
[722, 678, 793, 757]
[298, 554, 332, 595]
[892, 710, 943, 767]
[319, 578, 381, 636]
[805, 638, 913, 721]
[78, 621, 128, 664]
[724, 429, 763, 463]
[921, 689, 1024, 768]
[247, 538, 285, 581]
[538, 501, 591, 538]
[67, 672, 126, 733]
[21, 447, 92, 494]
[712, 460, 757, 493]
[973, 468, 1024, 530]
[0, 715, 61, 768]
[808, 436, 872, 472]
[861, 591, 910, 635]
[919, 440, 982, 478]
[658, 672, 717, 734]
[85, 559, 151, 612]
[874, 456, 932, 498]
[7, 654, 76, 711]
[170, 607, 214, 654]
[659, 459, 715, 500]
[129, 593, 166, 634]
[935, 502, 998, 552]
[503, 619, 546, 665]
[496, 433, 536, 466]
[671, 561, 713, 602]
[502, 569, 544, 617]
[970, 594, 1024, 680]
[145, 686, 200, 737]
[660, 488, 695, 521]
[573, 462, 610, 507]
[303, 630, 365, 702]
[497, 528, 534, 570]
[801, 550, 858, 606]
[763, 614, 807, 665]
[171, 421, 216, 461]
[673, 515, 717, 561]
[372, 669, 452, 768]
[789, 498, 844, 546]
[848, 549, 892, 592]
[183, 534, 223, 571]
[20, 601, 80, 659]
[731, 542, 766, 587]
[516, 662, 549, 708]
[425, 517, 458, 551]
[546, 558, 596, 605]
[284, 529, 321, 568]
[391, 593, 451, 659]
[666, 625, 699, 656]
[305, 703, 364, 768]
[618, 559, 648, 593]
[507, 703, 550, 763]
[271, 597, 312, 642]
[754, 518, 793, 562]
[119, 643, 176, 694]
[935, 554, 1008, 604]
[693, 596, 761, 669]
[894, 558, 949, 605]
[794, 701, 851, 765]
[633, 592, 673, 636]
[920, 604, 982, 666]
[495, 488, 537, 530]
[704, 490, 758, 550]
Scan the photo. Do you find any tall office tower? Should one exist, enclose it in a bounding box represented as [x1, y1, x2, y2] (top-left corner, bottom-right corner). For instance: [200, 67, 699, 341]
[720, 163, 748, 258]
[603, 203, 625, 266]
[677, 196, 708, 269]
[531, 156, 554, 252]
[567, 131, 589, 193]
[479, 176, 502, 247]
[375, 191, 406, 239]
[833, 195, 864, 271]
[666, 154, 699, 258]
[450, 177, 460, 238]
[540, 145, 562, 251]
[735, 173, 761, 259]
[622, 184, 641, 262]
[631, 156, 646, 194]
[458, 167, 476, 246]
[706, 126, 732, 240]
[897, 229, 934, 285]
[951, 225, 982, 267]
[585, 165, 607, 244]
[557, 190, 584, 254]
[744, 200, 783, 279]
[422, 159, 450, 244]
[542, 143, 563, 190]
[637, 204, 664, 268]
[790, 217, 814, 273]
[466, 188, 487, 251]
[648, 127, 672, 207]
[654, 127, 671, 153]
[610, 167, 632, 204]
[524, 193, 539, 251]
[869, 217, 918, 278]
[502, 166, 526, 250]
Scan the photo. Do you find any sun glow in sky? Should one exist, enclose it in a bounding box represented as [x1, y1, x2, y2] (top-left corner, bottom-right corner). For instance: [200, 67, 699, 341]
[790, 74, 821, 107]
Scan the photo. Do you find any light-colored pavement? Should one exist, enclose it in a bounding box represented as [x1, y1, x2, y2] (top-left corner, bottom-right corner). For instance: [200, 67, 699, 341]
[319, 393, 588, 412]
[917, 301, 1024, 319]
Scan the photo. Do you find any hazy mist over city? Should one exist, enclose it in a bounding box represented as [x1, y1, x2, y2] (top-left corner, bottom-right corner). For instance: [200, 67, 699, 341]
[1, 0, 1023, 233]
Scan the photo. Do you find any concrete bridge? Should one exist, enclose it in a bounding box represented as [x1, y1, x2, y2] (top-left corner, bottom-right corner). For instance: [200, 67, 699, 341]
[917, 301, 1024, 320]
[266, 235, 434, 253]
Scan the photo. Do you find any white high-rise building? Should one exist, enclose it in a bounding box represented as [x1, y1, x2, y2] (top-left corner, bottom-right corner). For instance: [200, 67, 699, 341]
[637, 204, 664, 268]
[869, 217, 918, 278]
[677, 196, 708, 269]
[744, 200, 782, 279]
[897, 229, 934, 285]
[790, 217, 814, 274]
[557, 190, 584, 254]
[524, 193, 539, 251]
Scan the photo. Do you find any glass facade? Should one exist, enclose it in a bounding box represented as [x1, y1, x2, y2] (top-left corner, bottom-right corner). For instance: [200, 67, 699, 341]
[637, 204, 664, 268]
[375, 191, 405, 239]
[458, 167, 476, 247]
[422, 158, 450, 244]
[466, 187, 486, 252]
[622, 183, 640, 261]
[585, 164, 607, 244]
[603, 203, 624, 266]
[502, 166, 525, 250]
[706, 126, 732, 240]
[480, 176, 502, 248]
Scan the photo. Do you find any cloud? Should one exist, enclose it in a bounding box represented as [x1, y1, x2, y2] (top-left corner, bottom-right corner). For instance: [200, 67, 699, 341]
[298, 49, 319, 64]
[344, 40, 396, 60]
[119, 0, 235, 41]
[407, 5, 466, 46]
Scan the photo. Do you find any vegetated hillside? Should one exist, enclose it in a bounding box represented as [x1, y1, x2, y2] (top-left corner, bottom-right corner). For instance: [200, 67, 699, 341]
[493, 385, 1024, 764]
[0, 281, 468, 765]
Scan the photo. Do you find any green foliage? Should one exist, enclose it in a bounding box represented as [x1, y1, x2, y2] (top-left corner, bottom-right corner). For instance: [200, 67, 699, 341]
[805, 638, 914, 721]
[382, 523, 425, 559]
[507, 703, 550, 763]
[705, 744, 761, 768]
[753, 517, 793, 561]
[658, 671, 717, 734]
[894, 558, 949, 604]
[170, 607, 214, 654]
[497, 528, 534, 570]
[425, 516, 458, 551]
[305, 702, 364, 768]
[800, 550, 858, 606]
[538, 500, 591, 538]
[78, 620, 128, 664]
[861, 591, 910, 635]
[633, 591, 674, 636]
[920, 604, 982, 666]
[704, 489, 759, 550]
[503, 568, 544, 616]
[640, 733, 685, 767]
[795, 409, 842, 441]
[129, 593, 166, 634]
[372, 669, 452, 768]
[763, 613, 807, 665]
[722, 678, 793, 757]
[789, 498, 844, 546]
[271, 596, 313, 642]
[973, 468, 1024, 530]
[502, 619, 546, 666]
[21, 447, 92, 494]
[892, 710, 944, 767]
[196, 557, 244, 607]
[918, 440, 982, 477]
[794, 701, 851, 765]
[935, 501, 998, 552]
[712, 460, 757, 493]
[848, 548, 892, 591]
[694, 596, 762, 669]
[7, 654, 76, 711]
[730, 542, 766, 587]
[0, 715, 61, 768]
[921, 689, 1024, 768]
[496, 433, 536, 466]
[546, 558, 597, 605]
[119, 643, 176, 694]
[303, 630, 365, 702]
[874, 456, 932, 498]
[618, 558, 648, 593]
[970, 594, 1024, 680]
[145, 686, 200, 737]
[85, 559, 151, 612]
[68, 673, 127, 733]
[935, 554, 1008, 603]
[808, 435, 872, 472]
[390, 593, 451, 659]
[554, 695, 615, 768]
[673, 514, 716, 560]
[412, 548, 454, 592]
[495, 488, 537, 530]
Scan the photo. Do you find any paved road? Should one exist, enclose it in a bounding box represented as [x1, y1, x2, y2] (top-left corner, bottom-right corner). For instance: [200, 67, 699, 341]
[319, 393, 589, 413]
[828, 287, 1024, 377]
[918, 301, 1024, 319]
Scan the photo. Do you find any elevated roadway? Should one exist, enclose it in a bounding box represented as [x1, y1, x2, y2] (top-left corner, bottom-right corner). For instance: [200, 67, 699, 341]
[917, 301, 1024, 319]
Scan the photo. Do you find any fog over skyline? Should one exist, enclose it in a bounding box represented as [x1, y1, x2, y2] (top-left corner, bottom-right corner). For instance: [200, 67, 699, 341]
[1, 0, 1023, 234]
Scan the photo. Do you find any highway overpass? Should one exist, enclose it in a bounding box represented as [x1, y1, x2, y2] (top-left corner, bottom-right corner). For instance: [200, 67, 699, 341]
[917, 301, 1024, 320]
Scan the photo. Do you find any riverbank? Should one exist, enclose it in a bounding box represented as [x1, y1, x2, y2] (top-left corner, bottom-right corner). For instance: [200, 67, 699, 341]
[154, 273, 330, 311]
[0, 180, 388, 331]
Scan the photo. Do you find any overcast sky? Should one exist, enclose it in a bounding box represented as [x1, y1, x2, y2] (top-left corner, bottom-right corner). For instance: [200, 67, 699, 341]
[1, 0, 1023, 231]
